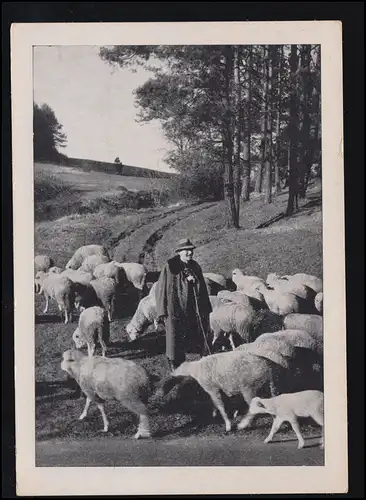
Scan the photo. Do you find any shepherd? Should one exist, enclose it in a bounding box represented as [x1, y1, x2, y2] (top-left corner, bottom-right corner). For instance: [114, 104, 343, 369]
[155, 238, 212, 371]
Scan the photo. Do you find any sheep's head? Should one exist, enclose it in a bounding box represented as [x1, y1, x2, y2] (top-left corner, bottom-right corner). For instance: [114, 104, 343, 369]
[61, 349, 84, 376]
[266, 273, 281, 286]
[248, 397, 269, 415]
[231, 268, 244, 286]
[126, 322, 139, 341]
[72, 327, 86, 349]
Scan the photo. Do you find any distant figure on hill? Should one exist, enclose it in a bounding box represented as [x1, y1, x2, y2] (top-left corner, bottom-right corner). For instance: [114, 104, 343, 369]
[114, 157, 124, 175]
[155, 238, 212, 371]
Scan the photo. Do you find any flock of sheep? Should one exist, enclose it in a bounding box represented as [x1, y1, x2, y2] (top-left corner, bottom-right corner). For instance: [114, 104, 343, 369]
[35, 244, 325, 450]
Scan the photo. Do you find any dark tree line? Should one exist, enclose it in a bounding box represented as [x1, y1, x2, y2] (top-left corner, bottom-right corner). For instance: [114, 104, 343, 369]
[99, 45, 321, 227]
[33, 103, 67, 162]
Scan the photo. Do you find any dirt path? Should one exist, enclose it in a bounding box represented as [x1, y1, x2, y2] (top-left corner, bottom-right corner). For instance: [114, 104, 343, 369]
[36, 432, 324, 467]
[112, 201, 217, 269]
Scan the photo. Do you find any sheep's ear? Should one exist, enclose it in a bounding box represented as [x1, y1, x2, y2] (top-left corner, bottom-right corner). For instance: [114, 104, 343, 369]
[257, 400, 266, 408]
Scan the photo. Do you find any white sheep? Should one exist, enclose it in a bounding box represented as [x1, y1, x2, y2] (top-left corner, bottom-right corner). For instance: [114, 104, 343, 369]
[114, 262, 147, 291]
[266, 273, 316, 302]
[231, 269, 265, 290]
[79, 254, 111, 273]
[282, 273, 323, 294]
[72, 306, 110, 357]
[210, 302, 257, 350]
[209, 295, 223, 311]
[48, 266, 63, 274]
[255, 282, 302, 316]
[217, 290, 260, 310]
[126, 295, 158, 341]
[315, 292, 323, 314]
[35, 271, 75, 324]
[65, 244, 110, 270]
[165, 349, 277, 433]
[78, 277, 118, 322]
[283, 314, 323, 341]
[248, 391, 324, 449]
[61, 268, 94, 286]
[93, 261, 127, 286]
[203, 273, 227, 295]
[61, 349, 152, 439]
[34, 254, 54, 274]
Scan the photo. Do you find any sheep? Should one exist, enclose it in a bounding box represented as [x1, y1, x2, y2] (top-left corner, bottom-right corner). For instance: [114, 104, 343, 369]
[282, 273, 323, 294]
[79, 254, 111, 273]
[248, 391, 324, 449]
[78, 277, 118, 322]
[61, 349, 152, 438]
[210, 302, 257, 350]
[254, 282, 302, 316]
[283, 314, 323, 341]
[34, 254, 54, 274]
[72, 306, 110, 357]
[217, 289, 265, 311]
[266, 273, 316, 303]
[159, 349, 278, 433]
[315, 292, 323, 314]
[92, 261, 127, 286]
[65, 244, 110, 270]
[243, 329, 323, 394]
[61, 269, 94, 286]
[35, 271, 75, 324]
[126, 295, 158, 341]
[114, 262, 147, 292]
[48, 266, 63, 274]
[209, 295, 223, 311]
[203, 273, 227, 295]
[231, 269, 265, 290]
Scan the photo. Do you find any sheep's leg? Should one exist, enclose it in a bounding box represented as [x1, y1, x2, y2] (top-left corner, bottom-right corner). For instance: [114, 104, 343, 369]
[134, 414, 151, 439]
[311, 410, 324, 448]
[87, 343, 95, 358]
[79, 397, 92, 420]
[97, 403, 109, 432]
[229, 334, 236, 350]
[264, 416, 283, 443]
[64, 307, 68, 324]
[237, 388, 255, 430]
[288, 417, 305, 449]
[107, 305, 112, 322]
[43, 294, 49, 314]
[206, 389, 231, 432]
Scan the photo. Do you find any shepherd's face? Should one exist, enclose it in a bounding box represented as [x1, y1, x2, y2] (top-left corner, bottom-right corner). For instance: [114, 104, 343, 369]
[178, 249, 194, 263]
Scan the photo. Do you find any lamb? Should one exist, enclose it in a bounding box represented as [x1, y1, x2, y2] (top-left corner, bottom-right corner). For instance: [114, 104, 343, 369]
[114, 262, 147, 292]
[282, 273, 323, 294]
[34, 254, 54, 274]
[72, 306, 110, 357]
[79, 254, 111, 273]
[61, 349, 152, 439]
[126, 295, 158, 341]
[159, 349, 277, 433]
[254, 282, 302, 316]
[283, 314, 323, 341]
[315, 292, 323, 314]
[65, 244, 110, 270]
[210, 302, 257, 350]
[248, 391, 324, 449]
[78, 277, 118, 322]
[34, 271, 75, 324]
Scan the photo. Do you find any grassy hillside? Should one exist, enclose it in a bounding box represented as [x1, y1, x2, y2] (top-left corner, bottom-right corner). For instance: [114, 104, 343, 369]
[34, 163, 323, 444]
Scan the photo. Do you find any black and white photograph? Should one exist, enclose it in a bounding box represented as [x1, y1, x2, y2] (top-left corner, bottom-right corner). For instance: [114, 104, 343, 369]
[12, 21, 347, 495]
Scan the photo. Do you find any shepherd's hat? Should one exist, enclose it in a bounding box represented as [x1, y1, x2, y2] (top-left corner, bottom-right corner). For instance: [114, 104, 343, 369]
[175, 238, 196, 252]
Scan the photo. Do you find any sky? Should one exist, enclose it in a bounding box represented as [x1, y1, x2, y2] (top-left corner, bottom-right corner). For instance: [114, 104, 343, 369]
[33, 45, 173, 172]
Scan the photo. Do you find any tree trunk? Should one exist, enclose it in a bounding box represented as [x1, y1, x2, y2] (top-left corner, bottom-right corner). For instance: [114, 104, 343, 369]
[274, 45, 283, 194]
[255, 47, 267, 194]
[241, 46, 252, 201]
[286, 45, 300, 216]
[263, 46, 273, 205]
[223, 46, 239, 228]
[233, 46, 242, 226]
